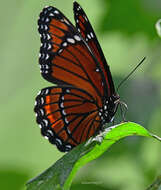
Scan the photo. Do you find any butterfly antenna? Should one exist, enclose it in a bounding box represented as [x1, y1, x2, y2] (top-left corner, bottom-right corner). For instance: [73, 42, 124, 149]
[116, 57, 146, 92]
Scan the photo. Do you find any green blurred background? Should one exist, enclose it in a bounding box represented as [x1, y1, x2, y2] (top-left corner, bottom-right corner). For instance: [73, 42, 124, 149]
[0, 0, 161, 189]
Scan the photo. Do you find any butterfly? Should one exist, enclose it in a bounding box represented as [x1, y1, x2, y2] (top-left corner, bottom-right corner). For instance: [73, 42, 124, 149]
[34, 2, 120, 152]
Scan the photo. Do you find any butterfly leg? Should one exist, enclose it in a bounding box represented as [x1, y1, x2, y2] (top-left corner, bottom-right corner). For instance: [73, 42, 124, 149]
[119, 101, 128, 122]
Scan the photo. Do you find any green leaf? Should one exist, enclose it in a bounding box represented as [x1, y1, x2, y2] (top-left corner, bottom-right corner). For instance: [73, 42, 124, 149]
[26, 122, 161, 190]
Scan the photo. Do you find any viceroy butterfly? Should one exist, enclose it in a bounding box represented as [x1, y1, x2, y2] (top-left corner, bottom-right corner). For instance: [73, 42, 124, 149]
[34, 2, 120, 152]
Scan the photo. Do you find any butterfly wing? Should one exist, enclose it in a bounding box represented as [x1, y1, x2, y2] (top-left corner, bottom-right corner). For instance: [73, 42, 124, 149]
[38, 6, 109, 107]
[34, 86, 101, 152]
[36, 4, 120, 152]
[73, 2, 115, 97]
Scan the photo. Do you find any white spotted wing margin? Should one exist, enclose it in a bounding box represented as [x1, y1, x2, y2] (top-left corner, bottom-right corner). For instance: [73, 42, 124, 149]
[38, 6, 79, 76]
[34, 86, 102, 152]
[37, 4, 108, 100]
[36, 2, 120, 152]
[73, 1, 116, 97]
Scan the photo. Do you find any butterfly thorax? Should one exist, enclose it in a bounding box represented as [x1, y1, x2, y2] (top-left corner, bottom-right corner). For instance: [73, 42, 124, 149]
[99, 94, 120, 125]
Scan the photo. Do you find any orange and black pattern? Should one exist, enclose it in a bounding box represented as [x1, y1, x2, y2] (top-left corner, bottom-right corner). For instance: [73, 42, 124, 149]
[34, 86, 101, 151]
[35, 2, 120, 152]
[38, 5, 105, 103]
[73, 2, 115, 97]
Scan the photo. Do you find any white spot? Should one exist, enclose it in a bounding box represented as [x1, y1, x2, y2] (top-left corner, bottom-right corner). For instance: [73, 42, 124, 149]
[43, 43, 47, 48]
[45, 89, 49, 94]
[62, 109, 66, 115]
[99, 112, 102, 116]
[77, 28, 80, 32]
[65, 118, 69, 124]
[40, 109, 44, 115]
[58, 49, 63, 54]
[87, 34, 91, 39]
[43, 119, 48, 126]
[41, 43, 43, 47]
[39, 124, 42, 128]
[40, 63, 43, 69]
[47, 43, 52, 50]
[62, 96, 64, 100]
[96, 68, 99, 72]
[44, 70, 48, 74]
[45, 17, 50, 22]
[62, 42, 67, 47]
[60, 102, 64, 108]
[43, 33, 46, 39]
[66, 89, 70, 93]
[76, 19, 79, 23]
[55, 138, 62, 145]
[49, 13, 54, 17]
[44, 136, 49, 139]
[90, 32, 94, 38]
[45, 54, 49, 60]
[104, 105, 107, 110]
[74, 35, 81, 41]
[41, 97, 44, 104]
[54, 10, 59, 14]
[86, 38, 88, 42]
[39, 53, 41, 58]
[77, 6, 81, 11]
[64, 19, 70, 25]
[35, 113, 38, 117]
[65, 144, 72, 149]
[44, 9, 48, 14]
[44, 25, 48, 30]
[105, 112, 108, 117]
[47, 130, 53, 136]
[35, 101, 37, 106]
[67, 38, 75, 44]
[47, 34, 51, 40]
[84, 16, 88, 21]
[67, 128, 71, 135]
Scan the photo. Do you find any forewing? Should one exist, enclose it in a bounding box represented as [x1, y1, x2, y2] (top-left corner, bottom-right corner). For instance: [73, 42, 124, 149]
[74, 2, 115, 97]
[38, 6, 106, 106]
